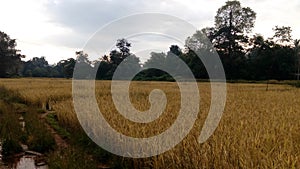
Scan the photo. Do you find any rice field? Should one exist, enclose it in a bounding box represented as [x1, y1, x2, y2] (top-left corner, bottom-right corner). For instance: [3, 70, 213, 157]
[0, 78, 300, 168]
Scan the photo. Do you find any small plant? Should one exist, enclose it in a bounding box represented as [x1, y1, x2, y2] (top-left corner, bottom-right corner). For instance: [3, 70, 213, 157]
[292, 81, 300, 88]
[27, 134, 55, 153]
[25, 111, 56, 153]
[286, 81, 300, 88]
[0, 98, 26, 158]
[36, 108, 46, 114]
[47, 147, 98, 169]
[46, 113, 71, 140]
[1, 138, 23, 157]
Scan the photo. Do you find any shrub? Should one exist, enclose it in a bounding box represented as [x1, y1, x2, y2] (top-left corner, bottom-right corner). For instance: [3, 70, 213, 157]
[1, 138, 23, 156]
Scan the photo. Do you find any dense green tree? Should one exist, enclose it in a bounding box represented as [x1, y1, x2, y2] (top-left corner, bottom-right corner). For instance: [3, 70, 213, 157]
[95, 60, 112, 80]
[114, 54, 141, 80]
[248, 34, 295, 80]
[165, 45, 184, 76]
[23, 57, 51, 77]
[73, 51, 93, 79]
[181, 50, 208, 79]
[55, 58, 76, 78]
[214, 0, 256, 79]
[185, 30, 219, 79]
[32, 67, 48, 77]
[140, 46, 185, 81]
[214, 0, 256, 53]
[294, 39, 300, 80]
[97, 39, 141, 80]
[0, 31, 25, 77]
[105, 38, 132, 72]
[141, 52, 168, 79]
[186, 30, 214, 51]
[143, 52, 166, 69]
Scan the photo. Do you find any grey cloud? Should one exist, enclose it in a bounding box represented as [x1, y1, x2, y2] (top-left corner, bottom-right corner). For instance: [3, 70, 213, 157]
[43, 0, 214, 51]
[45, 0, 175, 33]
[45, 0, 124, 33]
[44, 0, 212, 33]
[43, 0, 180, 48]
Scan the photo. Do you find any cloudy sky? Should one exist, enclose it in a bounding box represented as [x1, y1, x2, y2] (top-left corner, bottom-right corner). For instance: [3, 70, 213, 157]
[1, 0, 300, 64]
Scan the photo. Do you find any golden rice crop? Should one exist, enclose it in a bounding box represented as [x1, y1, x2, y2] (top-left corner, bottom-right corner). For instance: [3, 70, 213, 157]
[0, 78, 300, 168]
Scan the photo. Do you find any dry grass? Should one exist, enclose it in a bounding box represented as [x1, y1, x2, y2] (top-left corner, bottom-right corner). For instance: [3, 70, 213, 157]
[0, 78, 300, 168]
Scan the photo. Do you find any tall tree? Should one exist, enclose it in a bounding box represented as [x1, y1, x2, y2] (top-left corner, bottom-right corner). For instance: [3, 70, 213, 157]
[214, 0, 256, 54]
[294, 39, 300, 80]
[0, 31, 25, 77]
[214, 0, 256, 79]
[185, 30, 215, 79]
[98, 38, 141, 79]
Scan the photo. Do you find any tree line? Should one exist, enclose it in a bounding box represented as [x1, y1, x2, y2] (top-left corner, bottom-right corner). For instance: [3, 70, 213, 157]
[1, 0, 299, 81]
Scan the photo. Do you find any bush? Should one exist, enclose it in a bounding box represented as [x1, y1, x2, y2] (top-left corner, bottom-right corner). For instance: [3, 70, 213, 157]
[47, 147, 98, 169]
[286, 81, 300, 88]
[293, 81, 300, 88]
[27, 135, 55, 153]
[25, 110, 56, 153]
[1, 138, 23, 156]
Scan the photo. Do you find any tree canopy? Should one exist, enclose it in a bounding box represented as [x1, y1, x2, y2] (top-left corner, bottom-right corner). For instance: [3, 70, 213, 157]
[0, 31, 25, 77]
[0, 0, 299, 81]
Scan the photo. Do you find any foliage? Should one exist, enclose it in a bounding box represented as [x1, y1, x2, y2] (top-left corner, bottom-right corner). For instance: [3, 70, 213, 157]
[46, 113, 71, 140]
[213, 0, 256, 79]
[0, 102, 24, 157]
[47, 147, 98, 169]
[248, 36, 295, 80]
[273, 26, 293, 44]
[0, 0, 300, 81]
[1, 138, 23, 157]
[96, 38, 141, 80]
[25, 110, 56, 153]
[0, 31, 25, 77]
[0, 86, 55, 158]
[73, 51, 93, 79]
[56, 58, 76, 78]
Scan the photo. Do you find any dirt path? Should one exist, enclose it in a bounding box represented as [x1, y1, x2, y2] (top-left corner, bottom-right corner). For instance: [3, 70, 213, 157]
[40, 111, 111, 169]
[41, 111, 68, 149]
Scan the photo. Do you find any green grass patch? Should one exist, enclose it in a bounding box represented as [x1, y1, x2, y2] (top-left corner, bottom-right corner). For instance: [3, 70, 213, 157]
[45, 113, 71, 140]
[45, 112, 130, 168]
[1, 138, 23, 157]
[24, 110, 56, 153]
[0, 101, 25, 157]
[0, 86, 55, 157]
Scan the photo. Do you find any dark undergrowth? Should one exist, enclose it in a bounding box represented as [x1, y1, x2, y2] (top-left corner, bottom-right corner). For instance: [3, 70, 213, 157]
[0, 85, 148, 168]
[0, 86, 55, 159]
[45, 111, 135, 169]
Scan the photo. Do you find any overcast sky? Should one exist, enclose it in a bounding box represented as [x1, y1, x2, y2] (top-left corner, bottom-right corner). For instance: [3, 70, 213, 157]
[1, 0, 300, 64]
